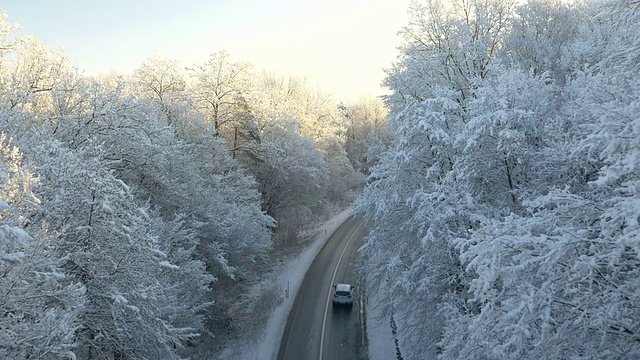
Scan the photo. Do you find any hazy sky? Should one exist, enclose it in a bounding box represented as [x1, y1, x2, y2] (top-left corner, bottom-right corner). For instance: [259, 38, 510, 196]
[1, 0, 412, 101]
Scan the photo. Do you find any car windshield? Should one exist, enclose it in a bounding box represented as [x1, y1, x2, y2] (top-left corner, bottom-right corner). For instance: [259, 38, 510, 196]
[336, 291, 350, 296]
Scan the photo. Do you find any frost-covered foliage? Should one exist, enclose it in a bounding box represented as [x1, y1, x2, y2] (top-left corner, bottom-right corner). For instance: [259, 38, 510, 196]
[356, 0, 640, 358]
[229, 71, 366, 245]
[341, 96, 393, 176]
[0, 14, 277, 359]
[0, 133, 85, 359]
[27, 139, 189, 359]
[0, 7, 376, 356]
[147, 213, 215, 345]
[241, 126, 326, 244]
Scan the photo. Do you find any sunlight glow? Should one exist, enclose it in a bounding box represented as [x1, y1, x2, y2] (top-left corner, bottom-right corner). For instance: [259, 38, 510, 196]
[2, 0, 412, 100]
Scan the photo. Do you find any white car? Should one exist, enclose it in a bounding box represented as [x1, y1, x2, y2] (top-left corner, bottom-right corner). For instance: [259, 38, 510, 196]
[332, 283, 354, 307]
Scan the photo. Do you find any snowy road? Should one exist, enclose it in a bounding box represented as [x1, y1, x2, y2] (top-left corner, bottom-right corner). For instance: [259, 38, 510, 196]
[277, 217, 368, 360]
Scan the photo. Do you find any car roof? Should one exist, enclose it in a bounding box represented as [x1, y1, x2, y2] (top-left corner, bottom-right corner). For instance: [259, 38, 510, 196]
[335, 284, 351, 292]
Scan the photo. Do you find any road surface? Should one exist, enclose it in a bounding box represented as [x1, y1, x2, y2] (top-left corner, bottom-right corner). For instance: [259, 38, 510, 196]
[277, 217, 368, 360]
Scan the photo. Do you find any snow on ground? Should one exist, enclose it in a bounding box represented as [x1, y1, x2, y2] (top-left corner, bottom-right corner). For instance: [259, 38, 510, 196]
[252, 209, 352, 359]
[219, 209, 350, 359]
[366, 276, 397, 360]
[218, 208, 396, 360]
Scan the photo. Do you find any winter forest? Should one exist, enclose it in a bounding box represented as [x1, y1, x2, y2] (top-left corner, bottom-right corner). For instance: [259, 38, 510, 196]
[0, 9, 390, 359]
[356, 0, 640, 358]
[1, 0, 639, 359]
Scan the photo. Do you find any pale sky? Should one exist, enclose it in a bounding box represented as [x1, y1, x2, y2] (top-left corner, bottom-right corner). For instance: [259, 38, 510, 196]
[1, 0, 412, 101]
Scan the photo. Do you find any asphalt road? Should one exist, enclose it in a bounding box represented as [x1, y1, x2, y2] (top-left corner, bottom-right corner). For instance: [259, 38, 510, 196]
[277, 217, 368, 360]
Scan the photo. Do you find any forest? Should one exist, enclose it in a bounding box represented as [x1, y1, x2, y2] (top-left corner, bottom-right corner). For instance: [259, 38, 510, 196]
[356, 0, 640, 358]
[2, 0, 640, 358]
[0, 11, 390, 359]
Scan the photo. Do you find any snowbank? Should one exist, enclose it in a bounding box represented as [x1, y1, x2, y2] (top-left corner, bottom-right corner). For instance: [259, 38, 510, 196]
[366, 276, 397, 360]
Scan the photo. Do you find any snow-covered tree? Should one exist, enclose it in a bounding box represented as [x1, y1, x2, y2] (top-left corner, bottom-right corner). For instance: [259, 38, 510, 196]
[131, 56, 187, 125]
[188, 50, 252, 138]
[0, 132, 85, 359]
[356, 86, 475, 359]
[0, 10, 371, 358]
[249, 70, 346, 145]
[502, 0, 583, 83]
[384, 0, 516, 111]
[242, 126, 326, 244]
[147, 213, 215, 345]
[0, 34, 71, 116]
[341, 96, 392, 175]
[242, 71, 362, 243]
[359, 0, 640, 358]
[0, 19, 240, 355]
[25, 138, 187, 359]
